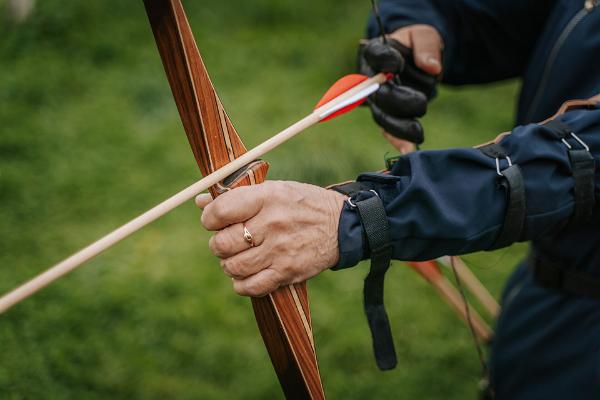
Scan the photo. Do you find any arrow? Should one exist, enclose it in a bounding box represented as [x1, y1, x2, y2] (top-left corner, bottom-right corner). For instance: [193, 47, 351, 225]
[0, 72, 388, 315]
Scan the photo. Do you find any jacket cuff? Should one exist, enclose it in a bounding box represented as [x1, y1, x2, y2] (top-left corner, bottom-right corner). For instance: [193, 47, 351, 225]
[367, 1, 449, 46]
[333, 202, 366, 270]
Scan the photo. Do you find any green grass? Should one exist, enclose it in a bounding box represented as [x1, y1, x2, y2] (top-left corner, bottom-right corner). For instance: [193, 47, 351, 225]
[0, 1, 525, 399]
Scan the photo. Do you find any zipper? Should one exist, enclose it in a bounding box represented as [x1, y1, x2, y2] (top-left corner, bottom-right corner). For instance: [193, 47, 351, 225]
[525, 1, 597, 121]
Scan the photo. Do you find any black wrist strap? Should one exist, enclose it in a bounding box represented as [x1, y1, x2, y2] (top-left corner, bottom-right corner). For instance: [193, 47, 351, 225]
[332, 181, 398, 371]
[569, 149, 596, 224]
[542, 119, 596, 226]
[354, 194, 397, 371]
[479, 143, 527, 249]
[495, 164, 526, 248]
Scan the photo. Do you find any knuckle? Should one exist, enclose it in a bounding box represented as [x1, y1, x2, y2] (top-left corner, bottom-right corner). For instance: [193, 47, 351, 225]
[271, 239, 291, 256]
[210, 233, 230, 256]
[268, 217, 286, 232]
[266, 181, 287, 200]
[209, 202, 227, 222]
[266, 210, 288, 231]
[262, 180, 278, 190]
[208, 235, 217, 253]
[219, 259, 232, 276]
[277, 257, 296, 279]
[221, 258, 244, 278]
[257, 182, 273, 198]
[245, 280, 269, 297]
[232, 280, 247, 296]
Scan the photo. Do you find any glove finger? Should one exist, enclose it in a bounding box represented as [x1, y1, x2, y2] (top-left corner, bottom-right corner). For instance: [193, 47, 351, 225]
[371, 83, 427, 118]
[400, 64, 438, 99]
[369, 103, 424, 144]
[363, 40, 405, 74]
[387, 39, 439, 99]
[358, 56, 376, 77]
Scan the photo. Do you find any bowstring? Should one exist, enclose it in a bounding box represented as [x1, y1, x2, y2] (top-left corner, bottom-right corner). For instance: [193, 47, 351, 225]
[449, 256, 491, 392]
[369, 1, 491, 391]
[370, 0, 388, 44]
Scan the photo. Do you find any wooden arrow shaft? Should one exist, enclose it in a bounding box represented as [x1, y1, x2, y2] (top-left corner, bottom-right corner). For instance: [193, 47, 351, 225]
[0, 72, 384, 317]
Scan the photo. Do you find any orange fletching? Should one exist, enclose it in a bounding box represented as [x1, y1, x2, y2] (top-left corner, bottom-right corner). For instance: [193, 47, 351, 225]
[314, 74, 370, 122]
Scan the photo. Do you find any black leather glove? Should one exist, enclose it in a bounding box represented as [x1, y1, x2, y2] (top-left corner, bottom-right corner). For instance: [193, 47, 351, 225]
[358, 38, 439, 144]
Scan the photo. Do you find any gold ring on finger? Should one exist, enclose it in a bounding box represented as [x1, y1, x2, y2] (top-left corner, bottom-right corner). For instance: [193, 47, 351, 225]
[243, 225, 255, 247]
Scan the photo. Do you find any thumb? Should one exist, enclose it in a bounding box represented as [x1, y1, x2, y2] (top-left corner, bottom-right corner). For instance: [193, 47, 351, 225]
[383, 131, 417, 154]
[195, 193, 213, 209]
[409, 25, 443, 75]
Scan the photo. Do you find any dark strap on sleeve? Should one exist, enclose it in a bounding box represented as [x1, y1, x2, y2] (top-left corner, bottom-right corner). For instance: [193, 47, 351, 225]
[330, 181, 370, 197]
[355, 194, 397, 371]
[541, 119, 571, 140]
[568, 149, 595, 224]
[479, 142, 506, 159]
[479, 143, 527, 249]
[542, 120, 596, 226]
[330, 182, 397, 370]
[494, 164, 526, 248]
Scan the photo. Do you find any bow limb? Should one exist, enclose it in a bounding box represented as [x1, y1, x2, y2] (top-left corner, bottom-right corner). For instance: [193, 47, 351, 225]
[143, 1, 325, 398]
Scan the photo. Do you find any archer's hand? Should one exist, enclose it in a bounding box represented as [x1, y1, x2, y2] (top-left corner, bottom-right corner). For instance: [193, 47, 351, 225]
[359, 24, 443, 150]
[196, 181, 347, 297]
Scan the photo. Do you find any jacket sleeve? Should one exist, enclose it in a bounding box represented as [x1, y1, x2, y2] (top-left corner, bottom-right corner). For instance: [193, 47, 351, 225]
[336, 103, 600, 268]
[367, 0, 557, 84]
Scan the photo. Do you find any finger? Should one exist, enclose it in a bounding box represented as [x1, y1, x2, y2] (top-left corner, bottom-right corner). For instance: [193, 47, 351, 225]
[357, 42, 376, 77]
[195, 193, 213, 209]
[232, 268, 284, 297]
[209, 222, 264, 258]
[399, 66, 438, 99]
[383, 132, 417, 154]
[370, 103, 424, 144]
[363, 40, 404, 74]
[409, 26, 443, 75]
[370, 83, 427, 118]
[388, 29, 411, 48]
[201, 185, 264, 230]
[387, 38, 438, 99]
[219, 246, 271, 280]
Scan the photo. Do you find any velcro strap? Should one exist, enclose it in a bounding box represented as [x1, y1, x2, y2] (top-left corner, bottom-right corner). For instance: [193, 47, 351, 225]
[542, 120, 596, 227]
[355, 194, 397, 370]
[330, 181, 371, 197]
[530, 251, 600, 299]
[494, 164, 526, 249]
[568, 149, 596, 225]
[479, 143, 507, 159]
[541, 119, 571, 139]
[479, 144, 527, 249]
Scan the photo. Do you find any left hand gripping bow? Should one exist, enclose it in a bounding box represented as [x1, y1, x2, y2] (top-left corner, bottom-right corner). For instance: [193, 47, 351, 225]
[143, 1, 325, 399]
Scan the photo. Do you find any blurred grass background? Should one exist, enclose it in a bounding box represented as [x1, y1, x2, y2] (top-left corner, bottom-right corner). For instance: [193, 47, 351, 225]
[0, 1, 527, 399]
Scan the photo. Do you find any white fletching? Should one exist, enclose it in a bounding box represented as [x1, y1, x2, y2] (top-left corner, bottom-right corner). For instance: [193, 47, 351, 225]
[317, 82, 381, 120]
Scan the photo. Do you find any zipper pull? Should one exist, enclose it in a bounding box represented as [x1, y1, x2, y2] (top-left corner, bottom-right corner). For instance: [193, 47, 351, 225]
[585, 0, 598, 11]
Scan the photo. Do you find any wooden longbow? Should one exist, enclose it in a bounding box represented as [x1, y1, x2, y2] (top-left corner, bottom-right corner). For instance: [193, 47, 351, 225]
[0, 1, 498, 396]
[143, 1, 325, 398]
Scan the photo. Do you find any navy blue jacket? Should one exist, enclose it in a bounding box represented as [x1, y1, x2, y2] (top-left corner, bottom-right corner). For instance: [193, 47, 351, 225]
[337, 1, 600, 398]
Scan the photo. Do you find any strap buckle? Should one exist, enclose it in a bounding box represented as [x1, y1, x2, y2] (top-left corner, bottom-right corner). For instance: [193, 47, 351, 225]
[346, 189, 380, 209]
[561, 131, 590, 151]
[495, 155, 513, 176]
